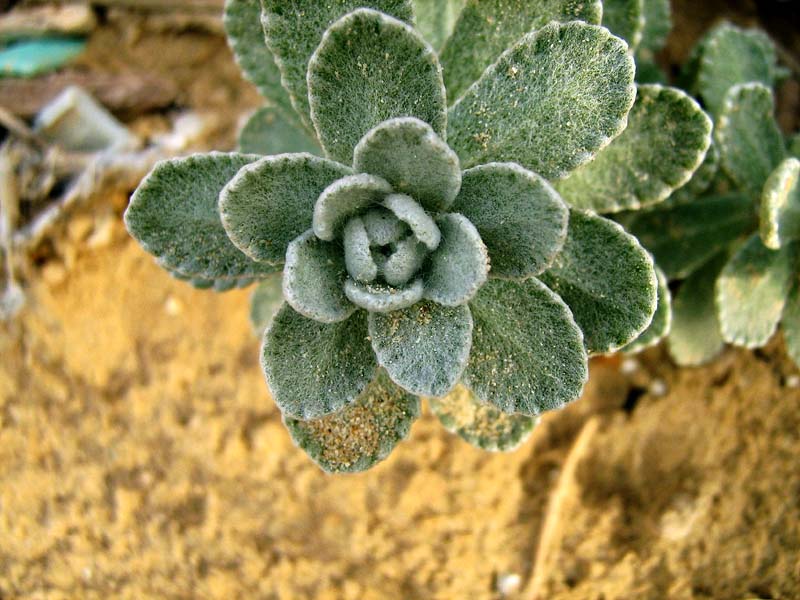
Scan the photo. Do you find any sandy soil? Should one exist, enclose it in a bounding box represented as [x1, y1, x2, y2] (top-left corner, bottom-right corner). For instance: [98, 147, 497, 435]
[1, 1, 800, 598]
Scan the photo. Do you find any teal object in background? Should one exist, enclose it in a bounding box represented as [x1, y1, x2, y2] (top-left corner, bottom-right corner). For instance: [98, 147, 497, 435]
[0, 38, 86, 78]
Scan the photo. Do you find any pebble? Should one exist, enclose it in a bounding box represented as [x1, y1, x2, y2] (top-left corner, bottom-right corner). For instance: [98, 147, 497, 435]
[495, 572, 521, 596]
[649, 378, 668, 397]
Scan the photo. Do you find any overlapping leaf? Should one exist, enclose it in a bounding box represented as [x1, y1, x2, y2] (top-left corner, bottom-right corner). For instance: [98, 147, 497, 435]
[760, 158, 800, 250]
[448, 21, 636, 181]
[540, 210, 657, 354]
[284, 369, 419, 473]
[624, 266, 671, 353]
[602, 0, 644, 52]
[238, 106, 320, 156]
[439, 0, 602, 101]
[782, 282, 800, 369]
[556, 85, 712, 213]
[411, 0, 466, 50]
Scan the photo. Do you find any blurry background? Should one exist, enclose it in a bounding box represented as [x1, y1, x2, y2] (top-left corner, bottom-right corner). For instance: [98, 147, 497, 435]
[0, 1, 798, 598]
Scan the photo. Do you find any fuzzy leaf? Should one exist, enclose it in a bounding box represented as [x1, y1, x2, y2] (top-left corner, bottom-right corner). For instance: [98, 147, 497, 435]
[464, 277, 588, 415]
[716, 83, 785, 198]
[284, 369, 419, 473]
[638, 0, 671, 56]
[307, 9, 446, 165]
[262, 305, 376, 419]
[450, 162, 567, 278]
[125, 153, 278, 287]
[448, 21, 636, 181]
[261, 0, 413, 130]
[237, 106, 320, 156]
[283, 230, 354, 323]
[412, 0, 465, 50]
[760, 158, 800, 250]
[694, 22, 780, 117]
[424, 213, 489, 306]
[345, 278, 424, 312]
[382, 193, 441, 250]
[369, 300, 472, 397]
[430, 385, 536, 451]
[313, 174, 393, 242]
[668, 252, 727, 366]
[624, 266, 671, 353]
[166, 269, 264, 292]
[663, 138, 720, 208]
[782, 282, 800, 369]
[602, 0, 644, 51]
[716, 234, 797, 348]
[625, 193, 756, 280]
[220, 153, 352, 264]
[382, 237, 427, 286]
[635, 59, 668, 85]
[555, 84, 712, 213]
[343, 217, 379, 283]
[223, 0, 299, 129]
[249, 275, 284, 334]
[362, 207, 409, 246]
[353, 118, 461, 212]
[439, 0, 602, 102]
[539, 210, 657, 354]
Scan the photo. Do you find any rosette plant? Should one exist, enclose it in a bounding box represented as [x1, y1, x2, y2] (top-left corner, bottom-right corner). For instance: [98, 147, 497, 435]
[122, 0, 693, 472]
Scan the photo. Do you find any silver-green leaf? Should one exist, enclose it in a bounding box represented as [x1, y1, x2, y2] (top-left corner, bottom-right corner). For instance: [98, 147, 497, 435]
[369, 300, 472, 397]
[237, 106, 321, 156]
[760, 158, 800, 250]
[450, 162, 568, 278]
[447, 21, 636, 180]
[602, 0, 644, 52]
[637, 0, 671, 57]
[411, 0, 466, 51]
[262, 305, 377, 419]
[423, 213, 489, 306]
[439, 0, 602, 102]
[555, 85, 712, 213]
[308, 9, 446, 165]
[539, 210, 657, 354]
[125, 153, 277, 288]
[716, 234, 797, 349]
[261, 0, 413, 130]
[284, 369, 419, 473]
[313, 174, 393, 241]
[782, 282, 800, 370]
[464, 277, 588, 415]
[668, 252, 727, 367]
[283, 230, 354, 323]
[220, 153, 352, 264]
[249, 275, 284, 334]
[716, 83, 786, 198]
[353, 117, 461, 212]
[430, 385, 536, 451]
[624, 265, 671, 354]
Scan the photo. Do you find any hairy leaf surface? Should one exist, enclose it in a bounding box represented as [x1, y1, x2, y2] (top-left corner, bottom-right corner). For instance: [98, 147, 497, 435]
[448, 21, 636, 180]
[249, 275, 284, 333]
[556, 85, 712, 213]
[624, 266, 671, 353]
[412, 0, 465, 50]
[782, 282, 800, 369]
[308, 9, 446, 165]
[602, 0, 644, 51]
[284, 369, 419, 473]
[439, 0, 602, 101]
[760, 158, 800, 250]
[369, 301, 472, 397]
[464, 277, 587, 415]
[262, 306, 376, 419]
[238, 106, 320, 156]
[540, 210, 657, 354]
[450, 162, 567, 278]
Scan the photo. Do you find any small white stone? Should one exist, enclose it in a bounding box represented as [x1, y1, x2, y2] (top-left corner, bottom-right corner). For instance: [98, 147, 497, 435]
[496, 573, 521, 596]
[649, 378, 668, 397]
[164, 296, 183, 316]
[620, 357, 639, 375]
[786, 375, 800, 389]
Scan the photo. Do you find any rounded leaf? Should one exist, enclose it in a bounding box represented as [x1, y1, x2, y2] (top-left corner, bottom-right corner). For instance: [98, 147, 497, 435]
[124, 152, 277, 287]
[716, 83, 786, 198]
[343, 217, 379, 283]
[249, 275, 284, 334]
[539, 210, 658, 355]
[602, 0, 644, 51]
[412, 0, 466, 51]
[383, 193, 441, 250]
[283, 230, 354, 323]
[262, 305, 377, 419]
[353, 117, 461, 212]
[382, 237, 427, 287]
[555, 85, 713, 213]
[447, 21, 636, 180]
[716, 234, 797, 349]
[667, 252, 727, 367]
[439, 0, 602, 101]
[430, 385, 537, 452]
[220, 153, 352, 263]
[624, 266, 672, 354]
[369, 300, 472, 397]
[308, 8, 447, 165]
[237, 106, 320, 156]
[782, 281, 800, 369]
[450, 162, 568, 278]
[760, 158, 800, 250]
[464, 277, 588, 415]
[313, 174, 393, 241]
[283, 369, 419, 473]
[261, 0, 414, 130]
[344, 278, 424, 313]
[638, 0, 671, 55]
[423, 213, 489, 306]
